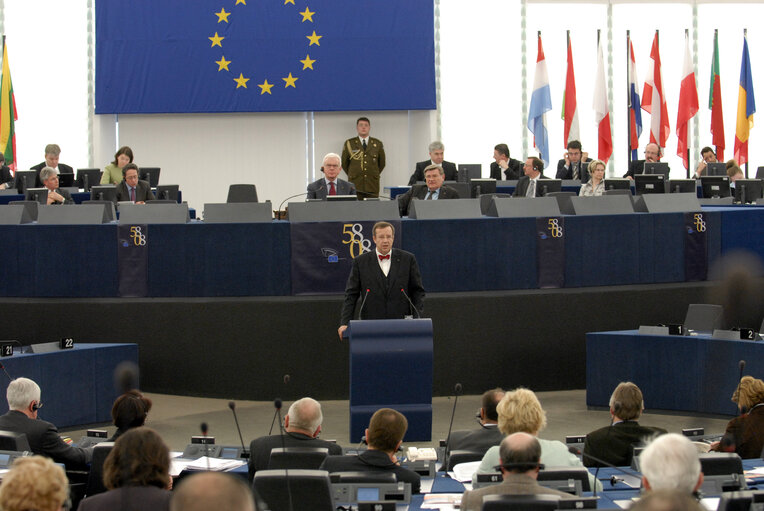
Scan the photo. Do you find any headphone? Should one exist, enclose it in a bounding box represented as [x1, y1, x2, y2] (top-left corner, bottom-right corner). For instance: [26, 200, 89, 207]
[494, 462, 545, 472]
[31, 401, 40, 411]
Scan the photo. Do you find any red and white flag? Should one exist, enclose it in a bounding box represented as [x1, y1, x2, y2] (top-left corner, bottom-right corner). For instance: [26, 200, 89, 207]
[676, 34, 699, 170]
[562, 34, 579, 147]
[593, 39, 612, 163]
[642, 32, 670, 149]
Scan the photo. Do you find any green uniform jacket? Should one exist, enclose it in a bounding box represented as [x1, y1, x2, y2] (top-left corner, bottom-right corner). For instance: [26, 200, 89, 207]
[341, 136, 385, 198]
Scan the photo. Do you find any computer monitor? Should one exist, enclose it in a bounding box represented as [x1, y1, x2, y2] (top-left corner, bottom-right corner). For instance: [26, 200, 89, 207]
[326, 195, 357, 202]
[457, 164, 482, 183]
[58, 173, 75, 188]
[643, 161, 670, 178]
[634, 174, 666, 194]
[538, 179, 562, 197]
[24, 188, 48, 204]
[706, 162, 728, 177]
[757, 166, 764, 179]
[139, 167, 161, 187]
[481, 494, 561, 511]
[700, 176, 731, 198]
[537, 467, 591, 496]
[734, 179, 764, 204]
[470, 178, 497, 198]
[668, 179, 697, 194]
[717, 490, 764, 511]
[76, 168, 102, 191]
[604, 179, 632, 191]
[14, 170, 37, 193]
[90, 185, 118, 203]
[155, 184, 179, 202]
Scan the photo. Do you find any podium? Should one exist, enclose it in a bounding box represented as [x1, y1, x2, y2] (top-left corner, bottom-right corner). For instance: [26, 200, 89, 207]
[347, 319, 433, 442]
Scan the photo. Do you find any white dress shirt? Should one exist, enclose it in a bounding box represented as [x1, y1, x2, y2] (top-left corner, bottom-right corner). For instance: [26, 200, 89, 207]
[376, 248, 391, 276]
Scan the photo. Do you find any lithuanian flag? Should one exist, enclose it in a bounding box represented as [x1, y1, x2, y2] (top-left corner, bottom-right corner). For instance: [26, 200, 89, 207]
[0, 39, 17, 171]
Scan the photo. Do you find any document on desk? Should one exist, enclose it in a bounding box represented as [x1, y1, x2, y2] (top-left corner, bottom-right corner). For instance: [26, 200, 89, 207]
[170, 457, 245, 475]
[451, 461, 481, 482]
[421, 493, 461, 510]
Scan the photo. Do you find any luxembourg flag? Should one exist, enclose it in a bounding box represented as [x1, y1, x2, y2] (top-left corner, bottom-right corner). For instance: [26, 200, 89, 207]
[593, 39, 613, 163]
[628, 38, 642, 161]
[528, 33, 552, 167]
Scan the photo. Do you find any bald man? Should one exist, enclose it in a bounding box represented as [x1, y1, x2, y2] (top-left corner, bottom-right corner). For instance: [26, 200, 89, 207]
[171, 472, 254, 511]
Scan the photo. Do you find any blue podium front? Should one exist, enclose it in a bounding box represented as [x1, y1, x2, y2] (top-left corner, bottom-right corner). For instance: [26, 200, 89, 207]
[348, 319, 433, 442]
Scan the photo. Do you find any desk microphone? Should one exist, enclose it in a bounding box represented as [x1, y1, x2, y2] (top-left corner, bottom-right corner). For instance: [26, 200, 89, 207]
[277, 190, 317, 215]
[735, 360, 747, 414]
[269, 376, 291, 435]
[0, 363, 12, 382]
[443, 383, 463, 476]
[357, 288, 371, 320]
[228, 401, 250, 459]
[568, 446, 642, 492]
[200, 422, 211, 471]
[400, 288, 420, 318]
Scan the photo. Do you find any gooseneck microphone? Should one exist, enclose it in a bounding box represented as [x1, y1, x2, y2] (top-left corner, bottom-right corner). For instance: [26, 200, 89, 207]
[0, 362, 13, 382]
[736, 360, 747, 414]
[277, 190, 320, 216]
[269, 376, 291, 435]
[228, 401, 250, 459]
[357, 288, 371, 320]
[443, 383, 463, 476]
[568, 446, 641, 490]
[400, 288, 421, 318]
[200, 422, 211, 471]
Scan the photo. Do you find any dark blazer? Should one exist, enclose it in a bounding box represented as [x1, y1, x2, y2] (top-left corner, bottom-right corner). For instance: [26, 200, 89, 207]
[248, 432, 343, 481]
[490, 159, 524, 181]
[397, 184, 460, 216]
[624, 159, 645, 179]
[715, 404, 764, 459]
[116, 180, 155, 202]
[556, 157, 593, 182]
[448, 425, 503, 454]
[0, 165, 13, 188]
[47, 188, 73, 205]
[306, 178, 356, 199]
[583, 421, 667, 467]
[512, 174, 549, 197]
[340, 248, 425, 325]
[408, 160, 458, 185]
[78, 486, 172, 511]
[0, 410, 91, 469]
[32, 162, 74, 188]
[320, 449, 421, 493]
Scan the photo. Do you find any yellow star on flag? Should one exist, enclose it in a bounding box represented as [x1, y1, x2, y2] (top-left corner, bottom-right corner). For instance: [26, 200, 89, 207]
[307, 31, 322, 46]
[235, 0, 246, 4]
[215, 8, 231, 23]
[299, 7, 315, 22]
[209, 32, 224, 48]
[300, 54, 316, 70]
[215, 56, 231, 71]
[234, 73, 250, 88]
[258, 79, 274, 95]
[284, 0, 295, 4]
[282, 73, 298, 88]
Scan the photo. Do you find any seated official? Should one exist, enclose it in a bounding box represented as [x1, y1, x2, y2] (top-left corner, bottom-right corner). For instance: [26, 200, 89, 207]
[78, 428, 172, 511]
[0, 153, 14, 189]
[320, 408, 421, 493]
[556, 140, 592, 182]
[710, 376, 764, 459]
[727, 160, 744, 187]
[408, 141, 458, 184]
[448, 388, 504, 454]
[31, 143, 74, 188]
[101, 146, 134, 185]
[109, 389, 152, 441]
[460, 433, 576, 511]
[694, 146, 718, 178]
[39, 167, 73, 205]
[398, 164, 460, 216]
[578, 159, 606, 197]
[248, 397, 342, 481]
[490, 143, 524, 180]
[171, 472, 255, 511]
[583, 381, 666, 468]
[116, 163, 155, 203]
[0, 378, 92, 470]
[0, 456, 69, 511]
[641, 434, 703, 495]
[624, 142, 662, 179]
[512, 157, 549, 197]
[307, 152, 356, 199]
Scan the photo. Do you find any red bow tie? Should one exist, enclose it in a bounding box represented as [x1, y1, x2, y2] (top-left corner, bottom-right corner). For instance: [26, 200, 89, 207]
[378, 254, 390, 261]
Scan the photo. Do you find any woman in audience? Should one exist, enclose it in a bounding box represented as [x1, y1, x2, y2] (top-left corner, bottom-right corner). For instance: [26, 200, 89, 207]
[101, 145, 134, 185]
[79, 427, 172, 511]
[474, 387, 601, 490]
[726, 160, 744, 186]
[110, 389, 153, 441]
[710, 376, 764, 458]
[0, 456, 70, 511]
[578, 159, 606, 196]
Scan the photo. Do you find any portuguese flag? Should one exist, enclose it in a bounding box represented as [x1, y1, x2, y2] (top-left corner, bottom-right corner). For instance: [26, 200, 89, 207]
[0, 39, 17, 171]
[709, 30, 725, 161]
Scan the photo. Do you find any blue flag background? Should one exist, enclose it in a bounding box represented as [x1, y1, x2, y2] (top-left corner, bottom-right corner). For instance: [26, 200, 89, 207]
[95, 0, 435, 114]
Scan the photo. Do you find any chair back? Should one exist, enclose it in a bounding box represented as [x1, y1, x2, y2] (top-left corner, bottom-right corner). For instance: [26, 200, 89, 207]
[227, 184, 258, 203]
[268, 446, 329, 470]
[253, 469, 334, 511]
[85, 442, 115, 497]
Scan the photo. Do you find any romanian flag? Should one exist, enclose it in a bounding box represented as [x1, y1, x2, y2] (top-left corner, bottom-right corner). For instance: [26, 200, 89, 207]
[0, 40, 17, 171]
[709, 31, 725, 161]
[734, 35, 756, 166]
[562, 33, 579, 148]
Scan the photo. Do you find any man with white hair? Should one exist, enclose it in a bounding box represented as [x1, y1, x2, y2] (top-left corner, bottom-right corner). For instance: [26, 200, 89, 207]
[640, 433, 704, 494]
[247, 397, 342, 481]
[307, 153, 356, 199]
[0, 378, 92, 469]
[408, 141, 458, 184]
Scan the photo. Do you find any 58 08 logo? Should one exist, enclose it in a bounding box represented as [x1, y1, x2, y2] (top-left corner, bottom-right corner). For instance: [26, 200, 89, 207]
[342, 223, 372, 258]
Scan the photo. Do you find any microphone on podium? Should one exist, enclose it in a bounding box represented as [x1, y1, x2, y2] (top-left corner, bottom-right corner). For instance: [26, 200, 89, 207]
[357, 288, 371, 320]
[400, 288, 421, 318]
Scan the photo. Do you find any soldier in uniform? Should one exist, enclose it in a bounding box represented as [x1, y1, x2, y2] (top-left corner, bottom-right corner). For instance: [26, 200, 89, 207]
[341, 117, 386, 199]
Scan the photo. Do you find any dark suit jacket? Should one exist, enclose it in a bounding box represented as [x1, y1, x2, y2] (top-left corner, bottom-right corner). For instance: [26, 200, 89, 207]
[78, 486, 172, 511]
[512, 174, 549, 197]
[408, 160, 458, 185]
[490, 159, 524, 181]
[247, 432, 343, 481]
[583, 421, 667, 467]
[0, 410, 91, 469]
[460, 473, 574, 511]
[320, 450, 421, 493]
[48, 188, 73, 205]
[32, 162, 74, 188]
[340, 249, 425, 325]
[448, 425, 503, 454]
[0, 165, 13, 188]
[306, 178, 356, 199]
[397, 184, 460, 216]
[556, 157, 593, 182]
[716, 404, 764, 459]
[116, 180, 155, 202]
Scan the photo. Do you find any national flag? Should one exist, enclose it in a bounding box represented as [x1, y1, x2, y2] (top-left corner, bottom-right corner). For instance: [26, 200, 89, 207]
[676, 34, 699, 171]
[734, 34, 756, 166]
[0, 40, 17, 171]
[628, 38, 642, 161]
[528, 33, 552, 167]
[593, 39, 612, 163]
[562, 34, 579, 148]
[709, 31, 725, 161]
[641, 32, 670, 149]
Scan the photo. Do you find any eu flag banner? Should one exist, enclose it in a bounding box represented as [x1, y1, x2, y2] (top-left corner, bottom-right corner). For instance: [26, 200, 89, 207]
[95, 0, 435, 114]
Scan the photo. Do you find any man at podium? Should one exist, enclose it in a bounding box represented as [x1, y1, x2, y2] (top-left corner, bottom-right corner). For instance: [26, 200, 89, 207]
[337, 221, 425, 340]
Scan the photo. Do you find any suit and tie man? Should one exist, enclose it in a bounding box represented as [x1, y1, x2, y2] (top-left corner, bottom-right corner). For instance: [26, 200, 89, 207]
[337, 221, 425, 340]
[116, 163, 155, 203]
[556, 140, 592, 182]
[512, 157, 548, 197]
[489, 144, 524, 181]
[306, 153, 356, 199]
[624, 142, 662, 180]
[397, 164, 460, 216]
[39, 167, 73, 205]
[408, 141, 458, 184]
[341, 117, 385, 199]
[31, 144, 74, 187]
[448, 388, 505, 454]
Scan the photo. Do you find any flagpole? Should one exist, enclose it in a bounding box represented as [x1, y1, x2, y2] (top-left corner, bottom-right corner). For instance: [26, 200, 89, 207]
[685, 28, 690, 178]
[626, 30, 631, 165]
